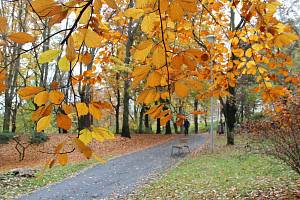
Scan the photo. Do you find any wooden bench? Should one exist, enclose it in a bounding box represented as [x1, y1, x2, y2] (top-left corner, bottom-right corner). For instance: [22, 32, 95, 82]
[171, 137, 190, 156]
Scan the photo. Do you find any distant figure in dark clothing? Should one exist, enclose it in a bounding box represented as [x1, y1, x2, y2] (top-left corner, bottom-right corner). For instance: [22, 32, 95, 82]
[184, 119, 190, 136]
[218, 119, 224, 134]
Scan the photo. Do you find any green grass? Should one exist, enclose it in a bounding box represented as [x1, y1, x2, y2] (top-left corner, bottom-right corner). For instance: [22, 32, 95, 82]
[128, 136, 299, 200]
[0, 160, 96, 199]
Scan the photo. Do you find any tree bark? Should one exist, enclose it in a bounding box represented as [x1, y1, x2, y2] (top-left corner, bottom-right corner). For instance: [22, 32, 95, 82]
[138, 104, 144, 133]
[121, 0, 135, 138]
[194, 99, 199, 134]
[165, 120, 172, 134]
[221, 86, 237, 145]
[115, 73, 120, 134]
[144, 112, 151, 133]
[156, 118, 161, 134]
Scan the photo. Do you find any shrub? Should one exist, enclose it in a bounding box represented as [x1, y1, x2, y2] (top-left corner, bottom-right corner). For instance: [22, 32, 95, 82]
[249, 112, 265, 120]
[29, 132, 48, 144]
[243, 92, 300, 175]
[0, 132, 15, 144]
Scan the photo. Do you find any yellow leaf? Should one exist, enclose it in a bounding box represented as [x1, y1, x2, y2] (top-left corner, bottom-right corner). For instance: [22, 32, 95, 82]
[58, 56, 77, 71]
[0, 17, 8, 33]
[76, 102, 89, 116]
[92, 131, 104, 142]
[175, 81, 189, 98]
[89, 103, 102, 120]
[124, 8, 144, 19]
[37, 115, 51, 132]
[141, 13, 159, 34]
[56, 113, 72, 130]
[245, 48, 252, 58]
[252, 43, 263, 52]
[66, 37, 76, 62]
[133, 40, 153, 61]
[93, 127, 115, 140]
[81, 29, 102, 48]
[79, 129, 93, 145]
[34, 91, 49, 106]
[78, 4, 92, 24]
[147, 71, 162, 87]
[232, 48, 244, 57]
[92, 154, 106, 164]
[57, 154, 68, 166]
[38, 49, 61, 64]
[152, 45, 166, 67]
[17, 86, 44, 100]
[274, 33, 299, 47]
[168, 1, 184, 22]
[49, 90, 64, 104]
[103, 0, 118, 9]
[74, 138, 92, 159]
[246, 60, 256, 69]
[8, 32, 35, 44]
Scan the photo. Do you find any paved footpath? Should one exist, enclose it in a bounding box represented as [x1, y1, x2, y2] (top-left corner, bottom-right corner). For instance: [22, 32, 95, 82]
[18, 134, 206, 200]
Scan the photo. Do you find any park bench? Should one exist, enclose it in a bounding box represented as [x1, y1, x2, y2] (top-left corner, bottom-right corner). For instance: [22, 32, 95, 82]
[171, 137, 190, 156]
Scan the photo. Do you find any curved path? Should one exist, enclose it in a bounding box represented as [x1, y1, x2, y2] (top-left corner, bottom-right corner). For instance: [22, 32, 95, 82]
[18, 134, 206, 200]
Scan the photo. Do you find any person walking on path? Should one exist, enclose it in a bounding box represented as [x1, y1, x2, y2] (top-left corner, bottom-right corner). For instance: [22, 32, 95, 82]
[184, 119, 190, 136]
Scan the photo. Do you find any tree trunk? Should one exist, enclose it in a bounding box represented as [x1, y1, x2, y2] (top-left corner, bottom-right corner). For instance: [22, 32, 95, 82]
[173, 121, 178, 133]
[179, 104, 184, 134]
[221, 86, 237, 145]
[138, 104, 144, 133]
[121, 0, 135, 138]
[156, 118, 161, 134]
[3, 98, 12, 133]
[194, 99, 199, 134]
[144, 112, 151, 133]
[122, 79, 131, 137]
[115, 73, 120, 134]
[165, 120, 172, 134]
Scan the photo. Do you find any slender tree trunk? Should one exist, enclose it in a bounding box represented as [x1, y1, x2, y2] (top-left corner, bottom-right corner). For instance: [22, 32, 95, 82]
[138, 104, 144, 133]
[144, 112, 151, 133]
[179, 103, 184, 134]
[156, 118, 161, 134]
[115, 74, 120, 134]
[165, 120, 172, 134]
[194, 99, 198, 134]
[173, 121, 178, 133]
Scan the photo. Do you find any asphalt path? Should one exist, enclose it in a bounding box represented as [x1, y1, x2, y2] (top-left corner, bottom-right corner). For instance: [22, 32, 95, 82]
[18, 134, 206, 200]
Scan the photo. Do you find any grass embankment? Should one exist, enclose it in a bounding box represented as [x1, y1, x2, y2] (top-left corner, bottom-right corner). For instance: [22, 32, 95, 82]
[128, 135, 300, 200]
[0, 160, 95, 199]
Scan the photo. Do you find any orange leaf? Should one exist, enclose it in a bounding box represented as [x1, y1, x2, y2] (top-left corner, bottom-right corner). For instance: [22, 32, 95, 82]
[49, 90, 64, 104]
[56, 113, 72, 130]
[17, 86, 44, 100]
[0, 16, 8, 33]
[62, 103, 73, 114]
[57, 154, 68, 166]
[74, 138, 92, 159]
[8, 32, 35, 44]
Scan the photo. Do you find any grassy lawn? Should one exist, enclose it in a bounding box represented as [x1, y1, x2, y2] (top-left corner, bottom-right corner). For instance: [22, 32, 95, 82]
[0, 160, 95, 199]
[128, 135, 300, 200]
